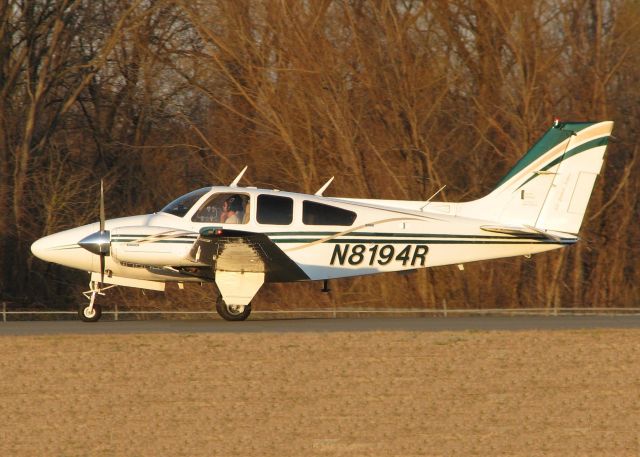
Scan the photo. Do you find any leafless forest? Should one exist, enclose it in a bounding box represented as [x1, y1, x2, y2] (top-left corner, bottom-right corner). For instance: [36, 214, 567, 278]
[1, 0, 638, 311]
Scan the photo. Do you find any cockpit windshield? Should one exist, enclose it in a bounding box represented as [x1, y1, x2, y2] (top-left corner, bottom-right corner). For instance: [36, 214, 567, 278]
[160, 188, 211, 217]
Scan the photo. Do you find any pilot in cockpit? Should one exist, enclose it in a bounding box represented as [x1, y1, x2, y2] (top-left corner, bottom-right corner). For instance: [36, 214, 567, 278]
[221, 195, 244, 224]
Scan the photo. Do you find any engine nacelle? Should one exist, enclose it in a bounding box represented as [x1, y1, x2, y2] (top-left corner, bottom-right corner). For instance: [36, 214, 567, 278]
[110, 226, 197, 267]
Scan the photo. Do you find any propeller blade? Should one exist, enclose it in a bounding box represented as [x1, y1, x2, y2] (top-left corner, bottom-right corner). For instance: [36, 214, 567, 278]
[100, 254, 106, 285]
[99, 179, 105, 233]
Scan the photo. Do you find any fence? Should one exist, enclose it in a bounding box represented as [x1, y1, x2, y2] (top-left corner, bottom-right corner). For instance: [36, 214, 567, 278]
[3, 301, 640, 322]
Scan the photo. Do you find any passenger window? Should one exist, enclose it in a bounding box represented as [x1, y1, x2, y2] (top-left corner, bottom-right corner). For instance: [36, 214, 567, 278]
[257, 195, 293, 225]
[192, 193, 250, 224]
[303, 201, 356, 226]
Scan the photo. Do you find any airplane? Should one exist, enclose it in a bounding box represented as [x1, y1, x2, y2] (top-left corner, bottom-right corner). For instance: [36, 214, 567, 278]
[31, 120, 614, 322]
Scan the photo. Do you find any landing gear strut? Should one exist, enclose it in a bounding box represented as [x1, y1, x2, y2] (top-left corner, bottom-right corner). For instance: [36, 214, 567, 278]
[216, 295, 252, 321]
[79, 281, 115, 322]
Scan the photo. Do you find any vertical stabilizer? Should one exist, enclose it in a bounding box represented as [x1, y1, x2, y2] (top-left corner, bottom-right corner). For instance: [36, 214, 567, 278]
[457, 121, 614, 234]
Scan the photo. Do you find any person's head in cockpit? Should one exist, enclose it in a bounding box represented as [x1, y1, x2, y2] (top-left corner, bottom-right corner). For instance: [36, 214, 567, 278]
[222, 196, 243, 224]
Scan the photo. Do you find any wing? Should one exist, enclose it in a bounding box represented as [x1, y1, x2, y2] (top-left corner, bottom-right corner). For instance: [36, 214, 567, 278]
[187, 228, 309, 282]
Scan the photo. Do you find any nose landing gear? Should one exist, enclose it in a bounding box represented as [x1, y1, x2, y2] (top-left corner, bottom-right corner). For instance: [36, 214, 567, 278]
[79, 281, 115, 322]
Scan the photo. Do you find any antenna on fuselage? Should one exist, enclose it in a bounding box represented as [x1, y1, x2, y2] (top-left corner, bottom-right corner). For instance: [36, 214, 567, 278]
[229, 166, 248, 187]
[314, 176, 334, 196]
[420, 184, 446, 211]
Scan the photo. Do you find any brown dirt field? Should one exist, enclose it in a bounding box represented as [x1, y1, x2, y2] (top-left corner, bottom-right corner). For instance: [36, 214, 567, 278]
[1, 329, 639, 456]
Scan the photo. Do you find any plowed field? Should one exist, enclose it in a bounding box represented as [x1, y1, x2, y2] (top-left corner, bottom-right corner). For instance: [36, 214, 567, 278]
[1, 329, 639, 456]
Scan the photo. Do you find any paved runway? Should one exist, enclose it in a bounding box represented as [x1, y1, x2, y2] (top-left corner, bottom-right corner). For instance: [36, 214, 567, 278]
[2, 315, 640, 336]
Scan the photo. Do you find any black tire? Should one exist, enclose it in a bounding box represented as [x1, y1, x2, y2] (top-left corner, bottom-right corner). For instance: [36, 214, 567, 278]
[216, 296, 251, 321]
[78, 303, 102, 322]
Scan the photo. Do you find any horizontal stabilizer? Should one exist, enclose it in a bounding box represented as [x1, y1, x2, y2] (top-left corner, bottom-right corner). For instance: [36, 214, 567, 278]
[480, 225, 573, 242]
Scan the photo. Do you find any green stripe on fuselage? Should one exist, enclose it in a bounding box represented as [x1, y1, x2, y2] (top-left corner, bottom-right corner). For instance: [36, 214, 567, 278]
[111, 239, 195, 244]
[268, 232, 572, 241]
[274, 239, 575, 245]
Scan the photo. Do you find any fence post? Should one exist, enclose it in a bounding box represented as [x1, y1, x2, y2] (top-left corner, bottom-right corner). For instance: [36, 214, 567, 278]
[115, 303, 118, 321]
[2, 302, 6, 323]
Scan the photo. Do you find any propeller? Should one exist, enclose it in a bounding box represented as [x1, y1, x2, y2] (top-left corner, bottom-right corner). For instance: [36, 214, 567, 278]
[78, 179, 111, 285]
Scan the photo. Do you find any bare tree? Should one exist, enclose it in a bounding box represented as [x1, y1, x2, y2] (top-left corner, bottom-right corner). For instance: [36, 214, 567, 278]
[4, 0, 639, 311]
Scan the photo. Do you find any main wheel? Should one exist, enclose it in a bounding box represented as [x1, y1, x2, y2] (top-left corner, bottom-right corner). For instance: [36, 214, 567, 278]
[78, 303, 102, 322]
[216, 296, 251, 321]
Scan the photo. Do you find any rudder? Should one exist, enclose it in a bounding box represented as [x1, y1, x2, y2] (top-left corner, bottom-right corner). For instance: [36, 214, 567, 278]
[534, 121, 613, 234]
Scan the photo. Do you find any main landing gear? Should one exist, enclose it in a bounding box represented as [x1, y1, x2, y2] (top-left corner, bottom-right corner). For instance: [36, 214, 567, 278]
[79, 281, 115, 322]
[216, 295, 252, 321]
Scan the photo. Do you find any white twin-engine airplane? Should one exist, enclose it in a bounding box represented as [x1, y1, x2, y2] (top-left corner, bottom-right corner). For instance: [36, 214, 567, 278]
[32, 120, 613, 321]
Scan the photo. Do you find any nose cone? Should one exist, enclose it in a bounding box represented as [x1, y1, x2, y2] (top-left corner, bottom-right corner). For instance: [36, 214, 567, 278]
[31, 225, 99, 271]
[30, 237, 50, 261]
[31, 233, 74, 263]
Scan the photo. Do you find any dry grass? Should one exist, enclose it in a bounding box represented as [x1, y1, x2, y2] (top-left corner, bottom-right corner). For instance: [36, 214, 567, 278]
[1, 329, 639, 456]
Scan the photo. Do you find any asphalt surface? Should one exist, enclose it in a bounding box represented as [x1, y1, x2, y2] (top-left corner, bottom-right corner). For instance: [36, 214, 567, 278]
[2, 315, 640, 336]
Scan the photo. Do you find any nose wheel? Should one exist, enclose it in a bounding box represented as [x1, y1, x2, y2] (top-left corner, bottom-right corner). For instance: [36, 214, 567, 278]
[79, 301, 102, 322]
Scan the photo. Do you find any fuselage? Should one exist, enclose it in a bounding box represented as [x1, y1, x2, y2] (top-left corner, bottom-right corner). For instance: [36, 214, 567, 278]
[31, 186, 576, 284]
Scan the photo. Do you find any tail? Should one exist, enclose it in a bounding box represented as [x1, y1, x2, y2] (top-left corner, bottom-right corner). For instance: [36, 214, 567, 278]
[457, 120, 614, 235]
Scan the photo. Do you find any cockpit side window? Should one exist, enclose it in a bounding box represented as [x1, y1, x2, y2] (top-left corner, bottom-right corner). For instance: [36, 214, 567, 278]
[192, 193, 250, 224]
[303, 201, 356, 226]
[160, 188, 211, 218]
